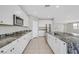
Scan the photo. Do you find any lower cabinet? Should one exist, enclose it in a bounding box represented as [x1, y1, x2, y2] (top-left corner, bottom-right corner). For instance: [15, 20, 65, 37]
[0, 32, 32, 54]
[0, 39, 18, 54]
[47, 33, 67, 54]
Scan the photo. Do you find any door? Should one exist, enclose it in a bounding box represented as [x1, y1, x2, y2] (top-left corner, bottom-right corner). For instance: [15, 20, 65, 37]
[32, 20, 38, 38]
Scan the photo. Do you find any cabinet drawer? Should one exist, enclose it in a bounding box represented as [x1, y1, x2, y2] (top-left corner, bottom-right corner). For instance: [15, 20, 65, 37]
[0, 40, 17, 54]
[0, 32, 32, 54]
[6, 45, 16, 54]
[47, 33, 67, 54]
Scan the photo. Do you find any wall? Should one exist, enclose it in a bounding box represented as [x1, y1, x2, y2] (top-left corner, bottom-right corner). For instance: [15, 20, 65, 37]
[0, 5, 30, 34]
[28, 16, 39, 30]
[39, 20, 64, 32]
[52, 22, 64, 32]
[64, 23, 72, 33]
[28, 16, 39, 37]
[64, 23, 79, 34]
[39, 20, 52, 28]
[38, 20, 53, 36]
[39, 20, 53, 32]
[28, 16, 53, 37]
[0, 5, 29, 26]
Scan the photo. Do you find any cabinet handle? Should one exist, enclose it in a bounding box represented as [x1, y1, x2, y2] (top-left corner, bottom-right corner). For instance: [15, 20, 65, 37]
[13, 48, 14, 50]
[10, 50, 12, 52]
[10, 48, 14, 52]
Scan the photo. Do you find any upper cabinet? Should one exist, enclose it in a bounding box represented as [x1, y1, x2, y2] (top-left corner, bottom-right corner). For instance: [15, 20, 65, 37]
[0, 5, 29, 26]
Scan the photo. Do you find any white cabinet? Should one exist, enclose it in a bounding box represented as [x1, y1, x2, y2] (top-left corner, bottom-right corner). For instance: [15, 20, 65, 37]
[47, 33, 67, 54]
[0, 40, 17, 54]
[0, 44, 12, 54]
[0, 5, 29, 26]
[15, 32, 32, 54]
[0, 32, 32, 54]
[54, 38, 67, 54]
[6, 44, 17, 54]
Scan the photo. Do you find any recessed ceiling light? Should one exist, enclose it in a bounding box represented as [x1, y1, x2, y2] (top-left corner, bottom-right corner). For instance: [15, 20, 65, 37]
[56, 5, 60, 8]
[48, 16, 50, 18]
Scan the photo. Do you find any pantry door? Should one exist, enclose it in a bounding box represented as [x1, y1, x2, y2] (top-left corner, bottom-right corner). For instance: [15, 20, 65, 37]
[32, 20, 39, 38]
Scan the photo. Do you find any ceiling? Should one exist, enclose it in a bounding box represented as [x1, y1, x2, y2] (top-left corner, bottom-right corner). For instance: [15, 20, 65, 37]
[20, 5, 79, 23]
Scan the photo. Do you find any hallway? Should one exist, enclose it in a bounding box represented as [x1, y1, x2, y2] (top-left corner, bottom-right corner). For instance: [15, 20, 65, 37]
[23, 37, 53, 54]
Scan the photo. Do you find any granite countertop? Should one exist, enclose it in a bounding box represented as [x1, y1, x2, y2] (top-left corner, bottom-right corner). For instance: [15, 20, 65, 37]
[49, 32, 79, 43]
[0, 32, 30, 48]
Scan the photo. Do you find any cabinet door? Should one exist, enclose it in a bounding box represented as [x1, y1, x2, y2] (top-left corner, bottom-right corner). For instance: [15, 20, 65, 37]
[49, 35, 55, 50]
[58, 40, 67, 54]
[0, 32, 32, 54]
[6, 45, 17, 54]
[46, 33, 67, 54]
[47, 34, 55, 52]
[6, 37, 29, 54]
[12, 32, 32, 54]
[55, 39, 67, 54]
[53, 38, 58, 53]
[15, 33, 32, 54]
[5, 40, 18, 54]
[0, 45, 12, 54]
[50, 36, 56, 53]
[15, 38, 27, 53]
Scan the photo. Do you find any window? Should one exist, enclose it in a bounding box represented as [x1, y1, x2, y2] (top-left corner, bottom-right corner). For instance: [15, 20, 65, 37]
[73, 23, 78, 29]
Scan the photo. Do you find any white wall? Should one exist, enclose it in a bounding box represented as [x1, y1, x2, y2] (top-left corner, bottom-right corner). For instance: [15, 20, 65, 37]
[39, 20, 52, 27]
[64, 23, 79, 34]
[0, 5, 29, 26]
[52, 22, 64, 32]
[28, 16, 39, 38]
[38, 20, 53, 36]
[0, 5, 30, 34]
[38, 20, 65, 33]
[32, 20, 39, 37]
[28, 16, 39, 30]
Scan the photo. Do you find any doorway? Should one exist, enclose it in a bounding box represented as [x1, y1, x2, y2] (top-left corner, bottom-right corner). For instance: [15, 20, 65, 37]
[32, 20, 39, 38]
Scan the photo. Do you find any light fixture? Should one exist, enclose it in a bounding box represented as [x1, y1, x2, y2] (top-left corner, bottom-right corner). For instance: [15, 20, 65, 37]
[48, 16, 50, 18]
[44, 5, 51, 7]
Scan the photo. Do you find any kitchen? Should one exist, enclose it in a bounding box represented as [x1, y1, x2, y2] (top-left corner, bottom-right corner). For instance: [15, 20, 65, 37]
[0, 5, 79, 54]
